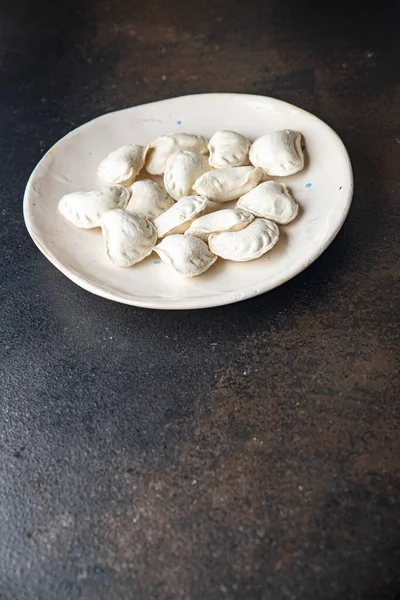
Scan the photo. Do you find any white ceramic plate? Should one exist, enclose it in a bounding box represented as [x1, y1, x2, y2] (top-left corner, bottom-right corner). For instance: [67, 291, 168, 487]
[23, 93, 353, 310]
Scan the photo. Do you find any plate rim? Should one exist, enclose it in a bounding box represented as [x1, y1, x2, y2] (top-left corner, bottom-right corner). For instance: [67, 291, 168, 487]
[23, 92, 354, 310]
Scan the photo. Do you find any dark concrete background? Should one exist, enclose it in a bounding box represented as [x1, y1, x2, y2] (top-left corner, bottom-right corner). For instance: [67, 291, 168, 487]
[0, 0, 399, 599]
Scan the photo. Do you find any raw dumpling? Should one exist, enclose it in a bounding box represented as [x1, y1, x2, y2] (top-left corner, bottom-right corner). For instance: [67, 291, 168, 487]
[185, 208, 254, 242]
[154, 195, 208, 238]
[164, 150, 210, 201]
[193, 166, 263, 202]
[146, 133, 208, 175]
[237, 181, 299, 224]
[58, 185, 130, 229]
[154, 234, 217, 277]
[249, 130, 304, 176]
[100, 209, 157, 267]
[127, 180, 174, 221]
[98, 144, 148, 186]
[208, 130, 251, 168]
[209, 218, 279, 261]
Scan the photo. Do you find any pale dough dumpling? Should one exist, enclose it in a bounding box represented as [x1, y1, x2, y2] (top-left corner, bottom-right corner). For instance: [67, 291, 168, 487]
[154, 195, 208, 238]
[164, 150, 210, 201]
[154, 234, 217, 277]
[209, 218, 279, 261]
[100, 209, 157, 267]
[185, 208, 254, 242]
[249, 130, 304, 176]
[58, 185, 130, 229]
[193, 166, 264, 202]
[237, 181, 299, 224]
[146, 133, 208, 175]
[127, 180, 174, 221]
[98, 144, 148, 186]
[208, 130, 251, 168]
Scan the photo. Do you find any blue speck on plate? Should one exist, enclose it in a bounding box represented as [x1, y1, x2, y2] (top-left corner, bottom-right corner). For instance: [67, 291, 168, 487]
[177, 120, 182, 125]
[153, 259, 161, 264]
[306, 183, 312, 188]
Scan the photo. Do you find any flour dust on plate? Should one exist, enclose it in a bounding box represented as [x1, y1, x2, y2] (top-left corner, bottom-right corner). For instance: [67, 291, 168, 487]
[23, 93, 353, 309]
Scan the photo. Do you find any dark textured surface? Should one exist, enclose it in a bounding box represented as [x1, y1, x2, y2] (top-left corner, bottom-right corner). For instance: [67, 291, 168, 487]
[0, 0, 399, 598]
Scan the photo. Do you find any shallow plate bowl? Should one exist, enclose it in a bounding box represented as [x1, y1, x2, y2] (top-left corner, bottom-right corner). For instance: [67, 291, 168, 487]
[23, 93, 353, 309]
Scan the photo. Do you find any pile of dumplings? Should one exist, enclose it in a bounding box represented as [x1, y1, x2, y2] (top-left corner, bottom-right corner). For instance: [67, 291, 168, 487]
[58, 129, 305, 277]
